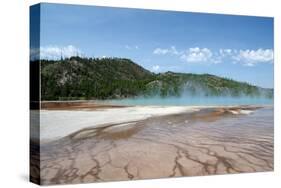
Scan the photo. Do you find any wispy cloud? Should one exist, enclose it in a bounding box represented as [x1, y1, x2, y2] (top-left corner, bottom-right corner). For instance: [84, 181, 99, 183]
[30, 48, 40, 61]
[153, 46, 180, 55]
[153, 46, 274, 66]
[31, 45, 83, 60]
[219, 49, 234, 57]
[151, 65, 160, 72]
[125, 45, 139, 50]
[153, 48, 169, 55]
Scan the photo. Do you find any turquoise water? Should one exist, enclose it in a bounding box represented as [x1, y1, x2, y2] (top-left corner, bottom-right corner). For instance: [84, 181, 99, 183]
[106, 96, 273, 106]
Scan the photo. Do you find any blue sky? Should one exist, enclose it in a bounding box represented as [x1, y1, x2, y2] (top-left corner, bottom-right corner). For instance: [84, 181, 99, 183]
[35, 3, 274, 88]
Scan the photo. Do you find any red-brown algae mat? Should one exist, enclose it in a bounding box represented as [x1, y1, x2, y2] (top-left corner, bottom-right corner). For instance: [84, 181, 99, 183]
[38, 106, 273, 185]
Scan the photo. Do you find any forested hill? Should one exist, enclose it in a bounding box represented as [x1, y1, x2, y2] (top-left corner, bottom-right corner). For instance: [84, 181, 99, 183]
[39, 57, 273, 100]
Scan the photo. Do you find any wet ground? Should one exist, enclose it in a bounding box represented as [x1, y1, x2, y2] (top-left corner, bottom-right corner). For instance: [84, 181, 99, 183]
[38, 106, 273, 185]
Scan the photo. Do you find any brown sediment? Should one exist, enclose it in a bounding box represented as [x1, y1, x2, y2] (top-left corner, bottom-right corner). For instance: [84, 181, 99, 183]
[192, 106, 263, 122]
[41, 101, 128, 110]
[68, 120, 144, 141]
[39, 106, 273, 185]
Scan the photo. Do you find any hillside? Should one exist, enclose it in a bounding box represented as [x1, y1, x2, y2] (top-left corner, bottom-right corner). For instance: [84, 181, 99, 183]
[39, 57, 273, 100]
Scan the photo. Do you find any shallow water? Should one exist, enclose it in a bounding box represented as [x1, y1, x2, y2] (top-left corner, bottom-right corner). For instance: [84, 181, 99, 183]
[107, 96, 273, 106]
[39, 106, 273, 185]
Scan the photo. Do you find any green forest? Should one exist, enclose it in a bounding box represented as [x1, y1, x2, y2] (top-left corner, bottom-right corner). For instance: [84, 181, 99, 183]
[38, 57, 273, 100]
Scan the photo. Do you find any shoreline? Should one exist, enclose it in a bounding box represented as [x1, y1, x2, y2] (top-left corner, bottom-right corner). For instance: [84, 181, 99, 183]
[39, 103, 271, 143]
[41, 101, 129, 110]
[41, 100, 273, 110]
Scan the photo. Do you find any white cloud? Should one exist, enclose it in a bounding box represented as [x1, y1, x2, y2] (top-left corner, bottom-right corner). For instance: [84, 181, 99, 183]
[153, 46, 214, 63]
[30, 48, 40, 60]
[153, 46, 180, 55]
[153, 46, 274, 67]
[170, 46, 180, 55]
[153, 48, 169, 55]
[151, 65, 160, 72]
[219, 49, 232, 57]
[125, 45, 139, 50]
[233, 49, 274, 66]
[180, 47, 213, 63]
[219, 48, 274, 66]
[33, 45, 83, 60]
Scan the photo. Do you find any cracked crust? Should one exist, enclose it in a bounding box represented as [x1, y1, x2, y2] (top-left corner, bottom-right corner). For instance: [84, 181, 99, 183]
[38, 106, 273, 185]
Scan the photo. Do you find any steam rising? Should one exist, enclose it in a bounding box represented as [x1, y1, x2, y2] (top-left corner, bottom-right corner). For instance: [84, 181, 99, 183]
[109, 80, 273, 106]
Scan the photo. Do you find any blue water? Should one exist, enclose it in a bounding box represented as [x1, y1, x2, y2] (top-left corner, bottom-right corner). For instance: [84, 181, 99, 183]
[106, 96, 273, 106]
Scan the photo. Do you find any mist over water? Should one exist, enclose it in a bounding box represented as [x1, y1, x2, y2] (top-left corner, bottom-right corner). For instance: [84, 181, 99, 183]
[107, 96, 273, 106]
[106, 79, 274, 106]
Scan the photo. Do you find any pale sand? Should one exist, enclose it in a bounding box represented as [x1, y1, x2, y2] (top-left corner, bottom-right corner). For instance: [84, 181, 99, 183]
[40, 106, 200, 142]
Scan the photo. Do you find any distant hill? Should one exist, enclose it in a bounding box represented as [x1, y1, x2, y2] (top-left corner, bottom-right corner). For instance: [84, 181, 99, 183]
[39, 57, 273, 100]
